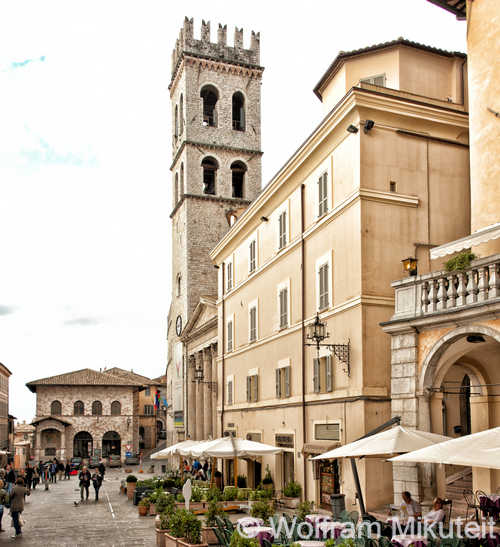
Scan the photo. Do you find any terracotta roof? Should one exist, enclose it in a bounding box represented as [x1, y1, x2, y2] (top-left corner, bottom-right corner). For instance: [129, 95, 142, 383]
[26, 368, 146, 393]
[103, 367, 154, 385]
[314, 37, 466, 100]
[151, 374, 167, 384]
[427, 0, 466, 19]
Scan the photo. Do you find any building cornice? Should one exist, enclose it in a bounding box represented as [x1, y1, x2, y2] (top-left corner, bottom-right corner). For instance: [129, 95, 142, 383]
[170, 139, 263, 171]
[170, 194, 251, 219]
[210, 86, 468, 263]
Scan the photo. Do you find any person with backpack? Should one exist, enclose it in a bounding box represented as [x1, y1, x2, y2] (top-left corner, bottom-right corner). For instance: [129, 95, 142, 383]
[91, 471, 103, 502]
[0, 479, 9, 533]
[9, 478, 28, 539]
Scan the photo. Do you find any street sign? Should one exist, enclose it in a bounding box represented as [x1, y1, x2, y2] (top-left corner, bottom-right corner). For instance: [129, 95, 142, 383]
[125, 451, 132, 458]
[126, 444, 131, 451]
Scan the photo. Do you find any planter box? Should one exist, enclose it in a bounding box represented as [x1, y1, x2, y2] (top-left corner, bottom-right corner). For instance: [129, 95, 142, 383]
[201, 527, 218, 545]
[175, 501, 205, 512]
[164, 532, 179, 547]
[156, 529, 170, 547]
[127, 482, 137, 500]
[139, 505, 149, 516]
[178, 539, 208, 547]
[149, 503, 157, 516]
[281, 496, 300, 509]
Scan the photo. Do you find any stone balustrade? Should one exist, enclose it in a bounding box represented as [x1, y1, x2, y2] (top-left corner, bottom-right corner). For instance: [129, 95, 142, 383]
[391, 254, 500, 320]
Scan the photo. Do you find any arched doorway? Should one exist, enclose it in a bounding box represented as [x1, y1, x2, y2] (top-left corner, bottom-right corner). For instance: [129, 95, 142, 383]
[102, 431, 121, 457]
[73, 431, 93, 458]
[41, 428, 61, 458]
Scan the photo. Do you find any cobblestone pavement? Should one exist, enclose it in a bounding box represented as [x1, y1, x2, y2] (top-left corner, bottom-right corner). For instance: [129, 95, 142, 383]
[1, 469, 157, 547]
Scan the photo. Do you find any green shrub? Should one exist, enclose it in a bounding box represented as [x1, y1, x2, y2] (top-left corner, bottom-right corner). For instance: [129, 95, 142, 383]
[297, 500, 314, 522]
[157, 493, 175, 514]
[283, 481, 302, 498]
[126, 474, 138, 483]
[169, 509, 188, 538]
[237, 489, 249, 501]
[445, 251, 476, 272]
[177, 492, 185, 503]
[138, 498, 150, 507]
[237, 475, 247, 488]
[191, 486, 203, 503]
[205, 499, 224, 527]
[250, 500, 274, 521]
[230, 530, 260, 547]
[223, 487, 238, 501]
[184, 511, 202, 544]
[255, 488, 273, 500]
[159, 512, 172, 530]
[206, 487, 222, 502]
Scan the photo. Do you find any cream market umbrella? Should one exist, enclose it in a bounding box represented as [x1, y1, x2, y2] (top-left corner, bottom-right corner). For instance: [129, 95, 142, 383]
[312, 426, 451, 460]
[389, 427, 500, 469]
[151, 440, 199, 460]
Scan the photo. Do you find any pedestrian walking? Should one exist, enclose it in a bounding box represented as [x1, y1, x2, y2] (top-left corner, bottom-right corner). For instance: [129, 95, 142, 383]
[10, 477, 28, 539]
[98, 461, 105, 478]
[78, 467, 91, 503]
[58, 461, 64, 481]
[64, 461, 71, 480]
[42, 464, 50, 491]
[32, 468, 39, 490]
[0, 479, 9, 533]
[91, 471, 103, 502]
[25, 465, 33, 493]
[5, 466, 15, 494]
[50, 461, 57, 483]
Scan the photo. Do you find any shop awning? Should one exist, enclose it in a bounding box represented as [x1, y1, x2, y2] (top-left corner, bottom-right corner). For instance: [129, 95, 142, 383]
[430, 222, 500, 259]
[303, 442, 340, 454]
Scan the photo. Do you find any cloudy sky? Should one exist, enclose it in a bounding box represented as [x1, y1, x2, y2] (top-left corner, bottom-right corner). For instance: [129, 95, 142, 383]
[0, 1, 466, 422]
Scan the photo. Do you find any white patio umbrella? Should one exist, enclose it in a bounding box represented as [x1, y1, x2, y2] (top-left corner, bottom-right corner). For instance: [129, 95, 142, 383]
[389, 427, 500, 469]
[151, 440, 199, 460]
[312, 426, 451, 460]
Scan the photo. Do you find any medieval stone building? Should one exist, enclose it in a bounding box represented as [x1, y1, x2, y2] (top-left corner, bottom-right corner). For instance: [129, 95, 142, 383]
[166, 18, 263, 444]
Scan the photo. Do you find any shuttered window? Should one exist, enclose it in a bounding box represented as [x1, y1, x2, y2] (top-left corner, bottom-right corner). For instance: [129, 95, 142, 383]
[278, 211, 287, 249]
[313, 358, 320, 393]
[361, 74, 386, 87]
[276, 366, 291, 399]
[247, 375, 259, 403]
[227, 262, 233, 290]
[279, 288, 288, 329]
[326, 355, 333, 392]
[319, 263, 329, 310]
[275, 369, 281, 398]
[318, 173, 328, 217]
[249, 240, 256, 273]
[227, 320, 233, 352]
[249, 306, 257, 342]
[227, 380, 233, 405]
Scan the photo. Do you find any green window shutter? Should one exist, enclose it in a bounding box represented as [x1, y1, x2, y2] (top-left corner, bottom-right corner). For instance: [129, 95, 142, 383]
[326, 355, 333, 392]
[284, 366, 291, 398]
[313, 358, 320, 393]
[246, 376, 251, 403]
[276, 369, 281, 398]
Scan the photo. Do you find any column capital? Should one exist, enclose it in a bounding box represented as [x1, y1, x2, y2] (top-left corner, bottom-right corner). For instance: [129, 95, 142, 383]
[210, 342, 217, 356]
[188, 354, 196, 368]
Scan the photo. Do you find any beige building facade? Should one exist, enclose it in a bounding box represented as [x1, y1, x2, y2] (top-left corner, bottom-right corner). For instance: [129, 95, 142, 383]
[27, 368, 151, 462]
[211, 39, 471, 510]
[381, 0, 500, 505]
[0, 363, 12, 454]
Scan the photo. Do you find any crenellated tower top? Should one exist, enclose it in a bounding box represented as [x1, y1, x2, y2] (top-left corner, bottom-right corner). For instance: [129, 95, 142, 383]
[171, 17, 261, 82]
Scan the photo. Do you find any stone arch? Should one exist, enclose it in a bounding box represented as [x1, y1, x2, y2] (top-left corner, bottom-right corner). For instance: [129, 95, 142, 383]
[420, 324, 500, 395]
[200, 84, 219, 127]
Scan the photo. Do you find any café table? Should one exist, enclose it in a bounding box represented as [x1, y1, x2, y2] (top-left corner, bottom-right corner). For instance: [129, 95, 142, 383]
[479, 495, 500, 522]
[318, 521, 350, 539]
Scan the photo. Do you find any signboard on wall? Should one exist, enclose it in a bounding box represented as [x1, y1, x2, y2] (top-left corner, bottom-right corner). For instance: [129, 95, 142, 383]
[174, 411, 184, 428]
[275, 434, 294, 448]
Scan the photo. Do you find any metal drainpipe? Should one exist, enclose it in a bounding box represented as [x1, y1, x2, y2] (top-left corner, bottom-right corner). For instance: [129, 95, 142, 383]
[300, 183, 307, 499]
[220, 262, 226, 441]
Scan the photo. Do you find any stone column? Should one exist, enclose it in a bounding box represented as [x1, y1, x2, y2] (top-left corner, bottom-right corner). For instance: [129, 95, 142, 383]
[195, 351, 204, 441]
[187, 355, 197, 440]
[60, 428, 66, 461]
[203, 346, 212, 439]
[211, 343, 218, 439]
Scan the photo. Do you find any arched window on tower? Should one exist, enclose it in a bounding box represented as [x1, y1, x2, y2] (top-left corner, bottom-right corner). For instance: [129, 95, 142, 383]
[74, 401, 84, 416]
[92, 400, 103, 416]
[111, 401, 121, 416]
[200, 85, 218, 127]
[202, 157, 218, 195]
[51, 400, 62, 415]
[175, 173, 179, 204]
[180, 163, 184, 196]
[179, 94, 184, 135]
[231, 161, 247, 198]
[232, 92, 245, 131]
[174, 104, 179, 139]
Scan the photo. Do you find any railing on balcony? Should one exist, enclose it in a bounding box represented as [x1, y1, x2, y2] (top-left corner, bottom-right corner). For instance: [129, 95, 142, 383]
[392, 254, 500, 320]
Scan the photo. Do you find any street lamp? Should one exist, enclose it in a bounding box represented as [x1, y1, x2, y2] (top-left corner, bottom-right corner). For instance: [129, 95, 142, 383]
[401, 257, 418, 277]
[305, 313, 351, 376]
[192, 364, 217, 388]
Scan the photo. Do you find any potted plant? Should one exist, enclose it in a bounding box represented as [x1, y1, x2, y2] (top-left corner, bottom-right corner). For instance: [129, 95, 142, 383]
[222, 486, 238, 508]
[262, 466, 273, 491]
[202, 499, 224, 545]
[178, 511, 207, 547]
[250, 500, 274, 521]
[190, 485, 204, 511]
[138, 498, 150, 516]
[156, 512, 173, 547]
[282, 481, 302, 509]
[165, 509, 185, 547]
[297, 500, 314, 522]
[237, 475, 247, 488]
[126, 475, 138, 500]
[229, 530, 259, 547]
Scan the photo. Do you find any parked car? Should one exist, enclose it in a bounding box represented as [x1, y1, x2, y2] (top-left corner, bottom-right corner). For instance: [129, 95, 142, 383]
[88, 456, 100, 468]
[124, 453, 139, 465]
[108, 454, 122, 468]
[70, 457, 82, 471]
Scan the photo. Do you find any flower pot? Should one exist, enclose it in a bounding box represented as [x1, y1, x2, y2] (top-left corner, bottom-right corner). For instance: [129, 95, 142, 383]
[139, 504, 149, 516]
[178, 540, 208, 547]
[149, 503, 157, 516]
[201, 527, 218, 545]
[282, 496, 300, 509]
[164, 532, 180, 547]
[156, 529, 170, 547]
[127, 481, 137, 500]
[262, 482, 273, 491]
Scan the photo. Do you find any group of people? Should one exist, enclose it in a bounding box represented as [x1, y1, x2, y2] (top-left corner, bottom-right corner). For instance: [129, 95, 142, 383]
[183, 459, 210, 481]
[396, 491, 446, 525]
[75, 466, 104, 504]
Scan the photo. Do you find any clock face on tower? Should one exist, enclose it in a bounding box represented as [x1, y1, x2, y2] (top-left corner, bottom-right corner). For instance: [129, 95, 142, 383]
[176, 315, 182, 337]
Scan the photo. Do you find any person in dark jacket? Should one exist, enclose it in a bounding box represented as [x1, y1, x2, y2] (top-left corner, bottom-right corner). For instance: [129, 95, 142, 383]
[5, 466, 15, 494]
[78, 468, 91, 503]
[0, 479, 9, 532]
[98, 461, 105, 478]
[24, 465, 33, 492]
[64, 462, 71, 480]
[9, 478, 28, 538]
[91, 472, 103, 502]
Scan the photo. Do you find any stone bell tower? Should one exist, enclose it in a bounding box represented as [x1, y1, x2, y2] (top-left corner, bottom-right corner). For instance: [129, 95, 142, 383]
[166, 18, 263, 442]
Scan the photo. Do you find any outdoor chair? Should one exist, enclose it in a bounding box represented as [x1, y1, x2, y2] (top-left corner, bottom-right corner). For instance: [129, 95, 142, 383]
[442, 498, 453, 526]
[349, 510, 359, 525]
[340, 509, 351, 522]
[261, 539, 273, 547]
[463, 489, 480, 523]
[214, 526, 230, 547]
